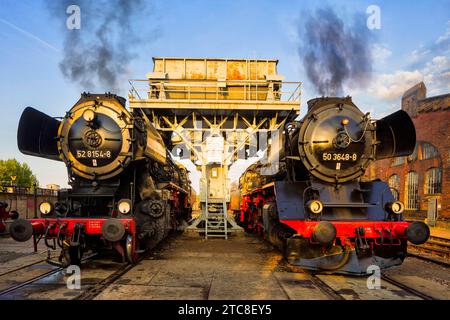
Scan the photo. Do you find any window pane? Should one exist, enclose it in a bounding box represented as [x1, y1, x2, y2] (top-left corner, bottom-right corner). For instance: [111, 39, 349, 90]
[422, 143, 438, 160]
[425, 167, 442, 194]
[405, 171, 419, 209]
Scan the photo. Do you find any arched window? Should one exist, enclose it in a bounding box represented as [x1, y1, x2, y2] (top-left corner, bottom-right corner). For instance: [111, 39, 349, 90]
[425, 167, 442, 194]
[388, 174, 400, 200]
[405, 171, 419, 210]
[421, 142, 438, 160]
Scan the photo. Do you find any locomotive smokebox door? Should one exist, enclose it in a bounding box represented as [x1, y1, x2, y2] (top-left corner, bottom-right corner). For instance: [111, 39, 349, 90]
[296, 98, 375, 184]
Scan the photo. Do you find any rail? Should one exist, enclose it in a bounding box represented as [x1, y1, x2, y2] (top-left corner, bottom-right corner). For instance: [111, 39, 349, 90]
[0, 185, 58, 197]
[129, 79, 302, 103]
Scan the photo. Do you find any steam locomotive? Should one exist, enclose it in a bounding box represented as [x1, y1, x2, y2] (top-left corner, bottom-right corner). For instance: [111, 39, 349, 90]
[238, 97, 430, 275]
[9, 93, 192, 265]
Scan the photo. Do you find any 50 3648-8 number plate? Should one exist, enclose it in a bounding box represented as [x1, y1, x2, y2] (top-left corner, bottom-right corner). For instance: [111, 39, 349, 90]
[322, 152, 357, 161]
[76, 150, 112, 159]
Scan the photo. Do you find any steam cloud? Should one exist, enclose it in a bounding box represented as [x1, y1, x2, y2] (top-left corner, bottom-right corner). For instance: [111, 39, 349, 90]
[47, 0, 151, 91]
[299, 7, 373, 96]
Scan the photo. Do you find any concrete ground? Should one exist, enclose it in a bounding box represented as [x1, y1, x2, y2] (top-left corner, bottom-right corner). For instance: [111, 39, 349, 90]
[93, 232, 449, 300]
[0, 232, 449, 300]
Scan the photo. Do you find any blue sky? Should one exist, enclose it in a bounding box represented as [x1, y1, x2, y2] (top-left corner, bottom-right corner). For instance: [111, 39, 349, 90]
[0, 0, 449, 189]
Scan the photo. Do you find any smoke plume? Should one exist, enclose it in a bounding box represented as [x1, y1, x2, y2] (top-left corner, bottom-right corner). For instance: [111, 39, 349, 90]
[299, 7, 373, 96]
[47, 0, 152, 92]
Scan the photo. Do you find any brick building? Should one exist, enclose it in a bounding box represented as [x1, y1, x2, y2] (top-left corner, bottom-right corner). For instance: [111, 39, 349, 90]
[368, 82, 450, 226]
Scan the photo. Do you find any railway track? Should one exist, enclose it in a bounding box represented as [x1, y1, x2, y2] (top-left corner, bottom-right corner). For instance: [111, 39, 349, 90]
[0, 232, 445, 300]
[0, 258, 47, 278]
[408, 235, 450, 266]
[0, 264, 65, 296]
[381, 274, 437, 300]
[287, 265, 435, 300]
[74, 261, 137, 300]
[0, 253, 98, 298]
[75, 235, 175, 300]
[313, 274, 437, 300]
[0, 235, 175, 300]
[308, 274, 345, 300]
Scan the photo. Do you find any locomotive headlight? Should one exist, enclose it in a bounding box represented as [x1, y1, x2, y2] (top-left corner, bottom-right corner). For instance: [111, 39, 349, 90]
[82, 109, 96, 122]
[117, 199, 132, 215]
[391, 201, 404, 214]
[307, 200, 323, 215]
[386, 201, 405, 214]
[39, 201, 53, 215]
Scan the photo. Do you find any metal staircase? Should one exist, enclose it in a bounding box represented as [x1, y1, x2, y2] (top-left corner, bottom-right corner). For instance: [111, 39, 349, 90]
[205, 202, 228, 239]
[187, 163, 243, 239]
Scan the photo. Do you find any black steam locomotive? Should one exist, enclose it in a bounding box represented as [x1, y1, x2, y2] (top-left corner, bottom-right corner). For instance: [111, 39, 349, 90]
[9, 93, 192, 265]
[239, 97, 430, 275]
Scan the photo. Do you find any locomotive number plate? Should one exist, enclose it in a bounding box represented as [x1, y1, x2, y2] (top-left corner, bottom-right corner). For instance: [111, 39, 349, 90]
[322, 152, 357, 161]
[76, 150, 112, 159]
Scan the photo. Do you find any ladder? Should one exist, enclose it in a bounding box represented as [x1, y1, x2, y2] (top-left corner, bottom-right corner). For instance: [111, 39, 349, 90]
[205, 163, 228, 239]
[186, 162, 243, 238]
[205, 201, 228, 239]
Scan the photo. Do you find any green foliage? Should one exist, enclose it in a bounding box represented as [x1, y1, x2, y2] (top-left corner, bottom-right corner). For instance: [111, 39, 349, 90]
[0, 159, 38, 187]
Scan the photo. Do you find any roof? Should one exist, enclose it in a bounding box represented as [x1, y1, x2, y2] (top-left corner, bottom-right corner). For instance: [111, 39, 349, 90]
[152, 57, 279, 63]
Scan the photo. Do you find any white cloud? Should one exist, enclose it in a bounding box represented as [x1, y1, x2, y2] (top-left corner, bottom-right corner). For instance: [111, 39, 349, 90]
[407, 20, 450, 66]
[372, 43, 392, 64]
[423, 55, 450, 95]
[407, 47, 431, 64]
[368, 48, 450, 102]
[436, 20, 450, 44]
[367, 70, 424, 101]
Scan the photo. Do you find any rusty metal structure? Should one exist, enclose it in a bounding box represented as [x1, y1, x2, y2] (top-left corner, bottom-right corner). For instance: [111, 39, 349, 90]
[129, 57, 301, 238]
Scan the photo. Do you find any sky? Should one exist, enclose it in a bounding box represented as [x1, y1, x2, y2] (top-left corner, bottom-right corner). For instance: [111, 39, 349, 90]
[0, 0, 449, 191]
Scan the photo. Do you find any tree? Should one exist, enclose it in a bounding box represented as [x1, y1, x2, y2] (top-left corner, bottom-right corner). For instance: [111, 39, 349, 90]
[0, 159, 38, 187]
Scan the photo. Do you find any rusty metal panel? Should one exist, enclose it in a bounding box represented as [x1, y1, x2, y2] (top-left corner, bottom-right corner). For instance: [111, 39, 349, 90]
[153, 59, 165, 74]
[227, 60, 246, 80]
[152, 57, 278, 81]
[165, 59, 184, 79]
[186, 60, 206, 79]
[206, 60, 226, 80]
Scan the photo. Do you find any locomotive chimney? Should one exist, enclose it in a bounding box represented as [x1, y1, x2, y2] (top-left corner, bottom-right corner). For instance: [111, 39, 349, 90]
[306, 96, 353, 112]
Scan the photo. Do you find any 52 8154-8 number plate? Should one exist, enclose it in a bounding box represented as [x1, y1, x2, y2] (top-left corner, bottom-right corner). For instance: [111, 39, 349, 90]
[322, 152, 357, 162]
[76, 150, 112, 159]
